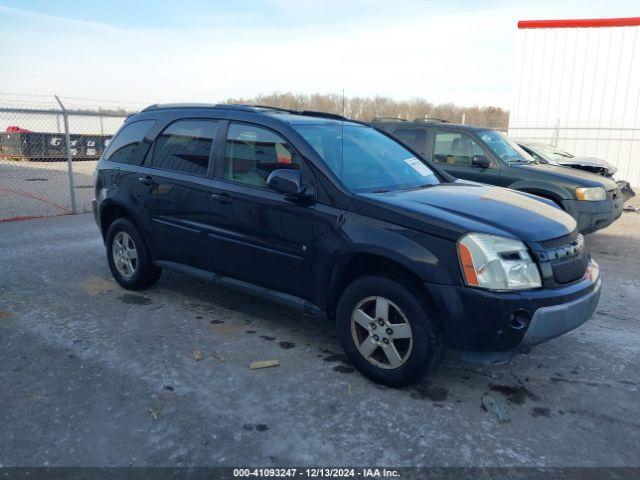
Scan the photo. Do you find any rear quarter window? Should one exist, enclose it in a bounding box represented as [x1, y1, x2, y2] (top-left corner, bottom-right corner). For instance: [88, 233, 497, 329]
[103, 119, 156, 164]
[392, 128, 427, 153]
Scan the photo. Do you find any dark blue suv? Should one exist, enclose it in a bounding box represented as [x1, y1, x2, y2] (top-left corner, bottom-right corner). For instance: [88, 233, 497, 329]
[93, 104, 601, 386]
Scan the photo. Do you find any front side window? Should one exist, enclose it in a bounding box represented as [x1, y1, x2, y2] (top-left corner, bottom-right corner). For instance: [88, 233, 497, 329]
[150, 119, 218, 176]
[293, 123, 439, 193]
[478, 130, 534, 164]
[433, 131, 485, 166]
[224, 123, 299, 188]
[103, 119, 156, 163]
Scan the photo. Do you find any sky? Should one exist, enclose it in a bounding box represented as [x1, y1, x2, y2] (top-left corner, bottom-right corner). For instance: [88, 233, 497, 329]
[0, 0, 639, 109]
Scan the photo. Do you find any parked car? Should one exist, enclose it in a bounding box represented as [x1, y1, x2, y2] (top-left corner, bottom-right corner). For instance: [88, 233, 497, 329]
[94, 104, 601, 387]
[372, 120, 624, 234]
[517, 141, 635, 203]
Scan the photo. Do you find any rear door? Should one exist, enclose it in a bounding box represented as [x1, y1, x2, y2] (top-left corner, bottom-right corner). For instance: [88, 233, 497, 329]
[137, 118, 220, 270]
[430, 129, 501, 184]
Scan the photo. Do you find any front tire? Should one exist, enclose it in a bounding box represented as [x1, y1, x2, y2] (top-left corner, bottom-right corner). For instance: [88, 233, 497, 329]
[106, 218, 161, 290]
[336, 275, 444, 387]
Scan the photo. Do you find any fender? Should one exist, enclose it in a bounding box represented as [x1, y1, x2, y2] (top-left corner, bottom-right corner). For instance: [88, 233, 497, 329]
[97, 199, 156, 253]
[312, 212, 460, 312]
[98, 200, 139, 233]
[508, 180, 570, 206]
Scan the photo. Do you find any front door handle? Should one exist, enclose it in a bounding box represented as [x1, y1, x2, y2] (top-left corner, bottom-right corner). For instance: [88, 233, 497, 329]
[138, 175, 156, 186]
[211, 192, 234, 205]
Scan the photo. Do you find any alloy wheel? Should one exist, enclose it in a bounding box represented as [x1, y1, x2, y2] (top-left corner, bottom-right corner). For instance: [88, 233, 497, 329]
[111, 231, 138, 279]
[350, 296, 413, 369]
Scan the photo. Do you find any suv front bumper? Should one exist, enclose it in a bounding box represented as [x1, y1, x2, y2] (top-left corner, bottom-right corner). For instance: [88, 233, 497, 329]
[562, 194, 623, 234]
[423, 261, 601, 352]
[517, 276, 600, 348]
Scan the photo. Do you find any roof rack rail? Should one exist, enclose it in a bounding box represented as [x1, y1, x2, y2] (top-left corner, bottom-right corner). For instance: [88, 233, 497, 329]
[141, 103, 221, 112]
[140, 103, 349, 121]
[299, 110, 347, 121]
[215, 104, 348, 120]
[372, 117, 407, 122]
[413, 117, 449, 123]
[251, 104, 297, 113]
[213, 103, 257, 111]
[252, 105, 347, 120]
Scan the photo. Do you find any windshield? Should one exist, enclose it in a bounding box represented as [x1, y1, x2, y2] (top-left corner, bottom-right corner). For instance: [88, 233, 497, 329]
[293, 123, 440, 192]
[531, 143, 574, 162]
[478, 130, 536, 165]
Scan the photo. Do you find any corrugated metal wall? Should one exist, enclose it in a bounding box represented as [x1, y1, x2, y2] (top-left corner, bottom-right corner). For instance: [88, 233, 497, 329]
[508, 20, 640, 186]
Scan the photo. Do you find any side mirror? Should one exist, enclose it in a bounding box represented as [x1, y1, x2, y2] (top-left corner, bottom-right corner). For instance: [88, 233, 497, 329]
[471, 155, 491, 168]
[266, 169, 305, 196]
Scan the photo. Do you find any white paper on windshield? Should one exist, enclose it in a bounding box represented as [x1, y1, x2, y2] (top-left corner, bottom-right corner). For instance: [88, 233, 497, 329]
[404, 157, 432, 176]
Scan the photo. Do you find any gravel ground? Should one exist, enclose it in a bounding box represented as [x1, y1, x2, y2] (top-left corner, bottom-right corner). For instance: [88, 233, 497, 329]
[0, 212, 639, 468]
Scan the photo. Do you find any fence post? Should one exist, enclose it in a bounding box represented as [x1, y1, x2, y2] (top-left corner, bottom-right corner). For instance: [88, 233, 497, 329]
[54, 95, 77, 214]
[552, 119, 560, 147]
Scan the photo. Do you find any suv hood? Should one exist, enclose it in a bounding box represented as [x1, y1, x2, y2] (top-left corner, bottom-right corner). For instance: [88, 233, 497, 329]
[556, 156, 617, 175]
[515, 163, 618, 190]
[354, 182, 576, 242]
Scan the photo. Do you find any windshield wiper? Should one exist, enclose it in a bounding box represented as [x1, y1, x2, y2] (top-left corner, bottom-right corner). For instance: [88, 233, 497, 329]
[398, 183, 435, 191]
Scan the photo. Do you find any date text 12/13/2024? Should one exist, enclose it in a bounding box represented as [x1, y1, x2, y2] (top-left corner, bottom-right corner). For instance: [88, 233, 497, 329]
[233, 468, 401, 478]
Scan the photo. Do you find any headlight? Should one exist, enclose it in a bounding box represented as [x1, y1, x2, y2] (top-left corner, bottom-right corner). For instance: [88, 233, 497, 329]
[457, 233, 541, 290]
[576, 186, 606, 201]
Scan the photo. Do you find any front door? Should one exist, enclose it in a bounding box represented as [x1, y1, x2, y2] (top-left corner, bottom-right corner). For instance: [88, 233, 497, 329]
[431, 130, 501, 184]
[206, 122, 315, 299]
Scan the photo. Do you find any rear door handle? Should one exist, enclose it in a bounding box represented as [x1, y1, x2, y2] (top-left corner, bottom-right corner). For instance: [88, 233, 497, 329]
[211, 192, 234, 205]
[138, 175, 156, 186]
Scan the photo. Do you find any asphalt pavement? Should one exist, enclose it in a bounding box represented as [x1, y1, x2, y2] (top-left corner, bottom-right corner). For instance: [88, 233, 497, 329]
[1, 212, 639, 468]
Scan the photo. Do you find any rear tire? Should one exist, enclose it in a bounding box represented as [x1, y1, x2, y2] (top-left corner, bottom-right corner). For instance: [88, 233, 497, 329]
[106, 218, 161, 290]
[336, 275, 445, 387]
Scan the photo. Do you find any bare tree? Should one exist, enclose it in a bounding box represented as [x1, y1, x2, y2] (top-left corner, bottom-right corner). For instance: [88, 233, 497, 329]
[224, 92, 508, 129]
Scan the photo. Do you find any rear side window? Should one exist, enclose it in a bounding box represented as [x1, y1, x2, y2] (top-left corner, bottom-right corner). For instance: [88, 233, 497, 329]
[150, 120, 218, 176]
[103, 120, 156, 163]
[393, 128, 427, 154]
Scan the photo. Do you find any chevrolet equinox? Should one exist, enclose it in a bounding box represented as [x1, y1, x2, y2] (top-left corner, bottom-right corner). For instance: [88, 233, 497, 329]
[93, 104, 602, 386]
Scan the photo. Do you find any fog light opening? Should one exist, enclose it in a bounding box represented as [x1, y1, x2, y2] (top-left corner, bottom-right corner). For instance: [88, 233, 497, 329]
[510, 309, 531, 330]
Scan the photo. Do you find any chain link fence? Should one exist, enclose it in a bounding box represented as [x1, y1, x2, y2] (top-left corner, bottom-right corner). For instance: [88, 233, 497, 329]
[0, 95, 135, 221]
[508, 118, 640, 187]
[0, 94, 512, 223]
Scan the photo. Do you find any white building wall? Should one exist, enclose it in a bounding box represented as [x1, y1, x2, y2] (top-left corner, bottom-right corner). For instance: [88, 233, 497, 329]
[508, 20, 640, 186]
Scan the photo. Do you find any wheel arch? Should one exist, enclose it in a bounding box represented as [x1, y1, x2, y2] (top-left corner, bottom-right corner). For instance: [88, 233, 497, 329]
[99, 201, 142, 240]
[99, 201, 160, 263]
[325, 250, 440, 323]
[510, 182, 568, 208]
